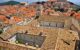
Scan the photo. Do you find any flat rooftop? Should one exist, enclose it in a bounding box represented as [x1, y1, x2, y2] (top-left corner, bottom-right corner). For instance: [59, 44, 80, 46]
[0, 19, 79, 50]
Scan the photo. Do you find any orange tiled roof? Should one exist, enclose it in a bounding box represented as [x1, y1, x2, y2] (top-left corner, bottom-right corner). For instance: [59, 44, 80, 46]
[0, 15, 6, 20]
[0, 15, 9, 24]
[74, 13, 80, 20]
[0, 5, 36, 24]
[10, 16, 23, 24]
[0, 5, 36, 18]
[63, 13, 70, 17]
[4, 19, 9, 24]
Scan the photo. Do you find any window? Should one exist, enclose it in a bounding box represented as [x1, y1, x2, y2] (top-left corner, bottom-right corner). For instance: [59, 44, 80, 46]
[57, 22, 64, 28]
[40, 22, 49, 27]
[40, 21, 64, 28]
[50, 22, 57, 27]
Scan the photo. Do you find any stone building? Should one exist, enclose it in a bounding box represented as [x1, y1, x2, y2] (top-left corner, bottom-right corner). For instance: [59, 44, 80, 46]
[0, 14, 79, 50]
[0, 26, 79, 50]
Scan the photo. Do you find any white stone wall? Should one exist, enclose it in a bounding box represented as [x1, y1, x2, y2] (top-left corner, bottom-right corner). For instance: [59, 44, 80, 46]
[8, 35, 16, 43]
